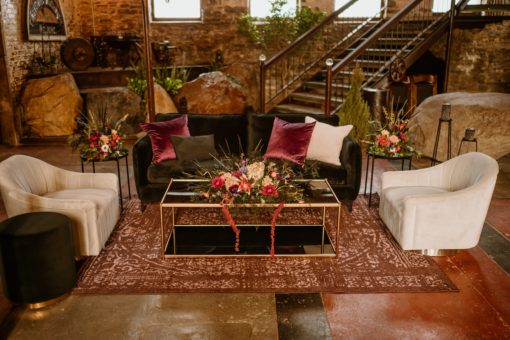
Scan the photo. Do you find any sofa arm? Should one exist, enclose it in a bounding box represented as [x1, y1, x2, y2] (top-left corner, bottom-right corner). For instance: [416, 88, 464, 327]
[133, 134, 153, 197]
[339, 136, 362, 199]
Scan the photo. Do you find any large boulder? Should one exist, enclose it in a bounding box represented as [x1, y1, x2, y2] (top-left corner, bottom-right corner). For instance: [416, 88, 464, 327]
[154, 83, 178, 114]
[224, 62, 259, 111]
[175, 71, 247, 114]
[21, 73, 82, 137]
[85, 87, 143, 135]
[408, 92, 510, 161]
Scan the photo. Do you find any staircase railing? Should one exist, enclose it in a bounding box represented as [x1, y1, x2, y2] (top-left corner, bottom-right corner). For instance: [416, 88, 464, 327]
[324, 0, 470, 115]
[258, 0, 386, 113]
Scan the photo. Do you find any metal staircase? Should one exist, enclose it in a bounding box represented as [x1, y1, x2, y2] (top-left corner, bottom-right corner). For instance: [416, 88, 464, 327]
[259, 0, 472, 115]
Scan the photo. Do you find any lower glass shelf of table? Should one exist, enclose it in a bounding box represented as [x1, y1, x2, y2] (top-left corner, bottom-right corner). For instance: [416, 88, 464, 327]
[160, 179, 342, 258]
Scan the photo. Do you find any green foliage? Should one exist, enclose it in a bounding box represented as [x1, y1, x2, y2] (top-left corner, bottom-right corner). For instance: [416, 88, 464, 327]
[239, 0, 325, 54]
[153, 66, 189, 96]
[127, 59, 189, 98]
[126, 60, 147, 99]
[337, 64, 371, 142]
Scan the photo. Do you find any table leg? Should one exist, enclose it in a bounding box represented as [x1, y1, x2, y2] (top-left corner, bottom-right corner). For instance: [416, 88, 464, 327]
[116, 159, 123, 211]
[81, 159, 84, 173]
[408, 157, 412, 170]
[92, 161, 96, 173]
[364, 152, 370, 196]
[125, 155, 131, 199]
[369, 156, 375, 207]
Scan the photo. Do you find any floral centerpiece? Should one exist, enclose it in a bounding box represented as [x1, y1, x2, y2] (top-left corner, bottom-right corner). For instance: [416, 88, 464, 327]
[192, 153, 312, 256]
[199, 158, 305, 205]
[366, 104, 418, 158]
[68, 105, 127, 162]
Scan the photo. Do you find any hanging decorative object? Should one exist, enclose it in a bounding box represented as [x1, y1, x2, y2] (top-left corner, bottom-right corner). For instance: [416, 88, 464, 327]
[26, 0, 67, 41]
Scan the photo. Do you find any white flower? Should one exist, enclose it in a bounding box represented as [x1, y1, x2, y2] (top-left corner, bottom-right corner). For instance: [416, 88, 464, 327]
[101, 144, 110, 153]
[246, 161, 265, 180]
[381, 129, 390, 136]
[262, 176, 273, 186]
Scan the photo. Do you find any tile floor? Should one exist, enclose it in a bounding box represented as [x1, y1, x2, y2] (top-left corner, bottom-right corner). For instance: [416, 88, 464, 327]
[0, 144, 508, 339]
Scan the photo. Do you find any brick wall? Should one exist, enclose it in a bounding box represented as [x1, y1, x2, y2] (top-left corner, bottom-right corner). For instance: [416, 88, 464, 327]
[0, 0, 80, 98]
[0, 0, 508, 140]
[430, 20, 510, 93]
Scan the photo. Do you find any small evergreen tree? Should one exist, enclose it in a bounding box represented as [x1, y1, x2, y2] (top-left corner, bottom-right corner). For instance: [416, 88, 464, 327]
[337, 64, 371, 142]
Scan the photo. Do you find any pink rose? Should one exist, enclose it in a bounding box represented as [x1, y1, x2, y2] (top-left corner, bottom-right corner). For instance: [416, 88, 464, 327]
[389, 135, 400, 145]
[211, 176, 224, 189]
[261, 184, 278, 197]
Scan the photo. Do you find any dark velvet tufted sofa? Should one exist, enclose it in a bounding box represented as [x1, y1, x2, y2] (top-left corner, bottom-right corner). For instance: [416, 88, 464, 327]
[133, 112, 362, 211]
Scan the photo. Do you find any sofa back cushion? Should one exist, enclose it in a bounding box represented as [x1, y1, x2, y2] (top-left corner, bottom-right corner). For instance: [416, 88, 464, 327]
[156, 114, 247, 155]
[247, 113, 339, 154]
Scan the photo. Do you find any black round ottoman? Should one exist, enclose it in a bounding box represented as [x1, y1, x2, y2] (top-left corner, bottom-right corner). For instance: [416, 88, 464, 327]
[0, 212, 76, 308]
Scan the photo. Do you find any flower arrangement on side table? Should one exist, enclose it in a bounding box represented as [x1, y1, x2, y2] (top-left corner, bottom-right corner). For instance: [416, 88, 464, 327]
[68, 105, 127, 162]
[366, 104, 418, 158]
[192, 154, 310, 256]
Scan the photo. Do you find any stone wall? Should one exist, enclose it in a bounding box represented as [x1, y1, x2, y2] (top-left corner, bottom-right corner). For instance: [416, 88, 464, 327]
[430, 20, 510, 93]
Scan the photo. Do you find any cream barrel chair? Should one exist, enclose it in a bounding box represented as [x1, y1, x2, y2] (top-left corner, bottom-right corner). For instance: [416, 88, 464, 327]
[0, 155, 120, 256]
[379, 152, 499, 254]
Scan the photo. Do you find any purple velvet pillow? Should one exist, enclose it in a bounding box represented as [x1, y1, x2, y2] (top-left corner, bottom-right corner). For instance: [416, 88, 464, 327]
[140, 115, 190, 163]
[264, 117, 316, 165]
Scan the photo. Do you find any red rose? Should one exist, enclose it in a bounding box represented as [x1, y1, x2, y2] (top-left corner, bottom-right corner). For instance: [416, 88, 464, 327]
[211, 176, 224, 189]
[261, 184, 278, 197]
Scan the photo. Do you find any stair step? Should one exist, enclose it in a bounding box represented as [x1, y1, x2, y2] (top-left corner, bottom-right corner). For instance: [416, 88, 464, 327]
[304, 81, 351, 90]
[346, 48, 412, 56]
[289, 92, 343, 105]
[273, 103, 325, 115]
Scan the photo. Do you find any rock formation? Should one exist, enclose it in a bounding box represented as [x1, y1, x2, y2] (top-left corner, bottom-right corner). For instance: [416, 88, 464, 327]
[85, 87, 143, 135]
[154, 83, 178, 114]
[408, 92, 510, 161]
[175, 71, 247, 114]
[224, 62, 259, 111]
[20, 73, 82, 137]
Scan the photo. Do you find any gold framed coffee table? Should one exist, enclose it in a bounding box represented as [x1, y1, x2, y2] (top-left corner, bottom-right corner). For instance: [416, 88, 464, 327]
[160, 179, 341, 258]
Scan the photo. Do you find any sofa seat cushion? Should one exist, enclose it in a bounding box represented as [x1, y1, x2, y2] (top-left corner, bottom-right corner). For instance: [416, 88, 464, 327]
[43, 188, 117, 218]
[147, 159, 219, 184]
[312, 162, 347, 185]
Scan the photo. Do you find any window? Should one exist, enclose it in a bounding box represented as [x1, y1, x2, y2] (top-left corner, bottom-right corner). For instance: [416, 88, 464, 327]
[335, 0, 382, 18]
[433, 0, 481, 13]
[152, 0, 201, 21]
[249, 0, 298, 18]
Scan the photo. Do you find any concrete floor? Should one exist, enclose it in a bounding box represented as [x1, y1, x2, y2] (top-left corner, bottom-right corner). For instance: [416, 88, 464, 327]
[0, 144, 508, 339]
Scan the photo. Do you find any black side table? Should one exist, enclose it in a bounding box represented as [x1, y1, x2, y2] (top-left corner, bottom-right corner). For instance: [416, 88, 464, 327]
[364, 151, 412, 207]
[0, 212, 76, 309]
[81, 150, 132, 210]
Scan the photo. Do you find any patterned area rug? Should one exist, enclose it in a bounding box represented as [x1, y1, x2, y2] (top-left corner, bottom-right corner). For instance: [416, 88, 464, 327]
[74, 196, 458, 294]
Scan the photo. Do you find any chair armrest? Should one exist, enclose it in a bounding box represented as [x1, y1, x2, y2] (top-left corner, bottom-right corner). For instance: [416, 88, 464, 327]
[55, 169, 119, 193]
[132, 134, 153, 197]
[6, 190, 100, 256]
[7, 189, 96, 213]
[339, 136, 362, 199]
[381, 163, 448, 190]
